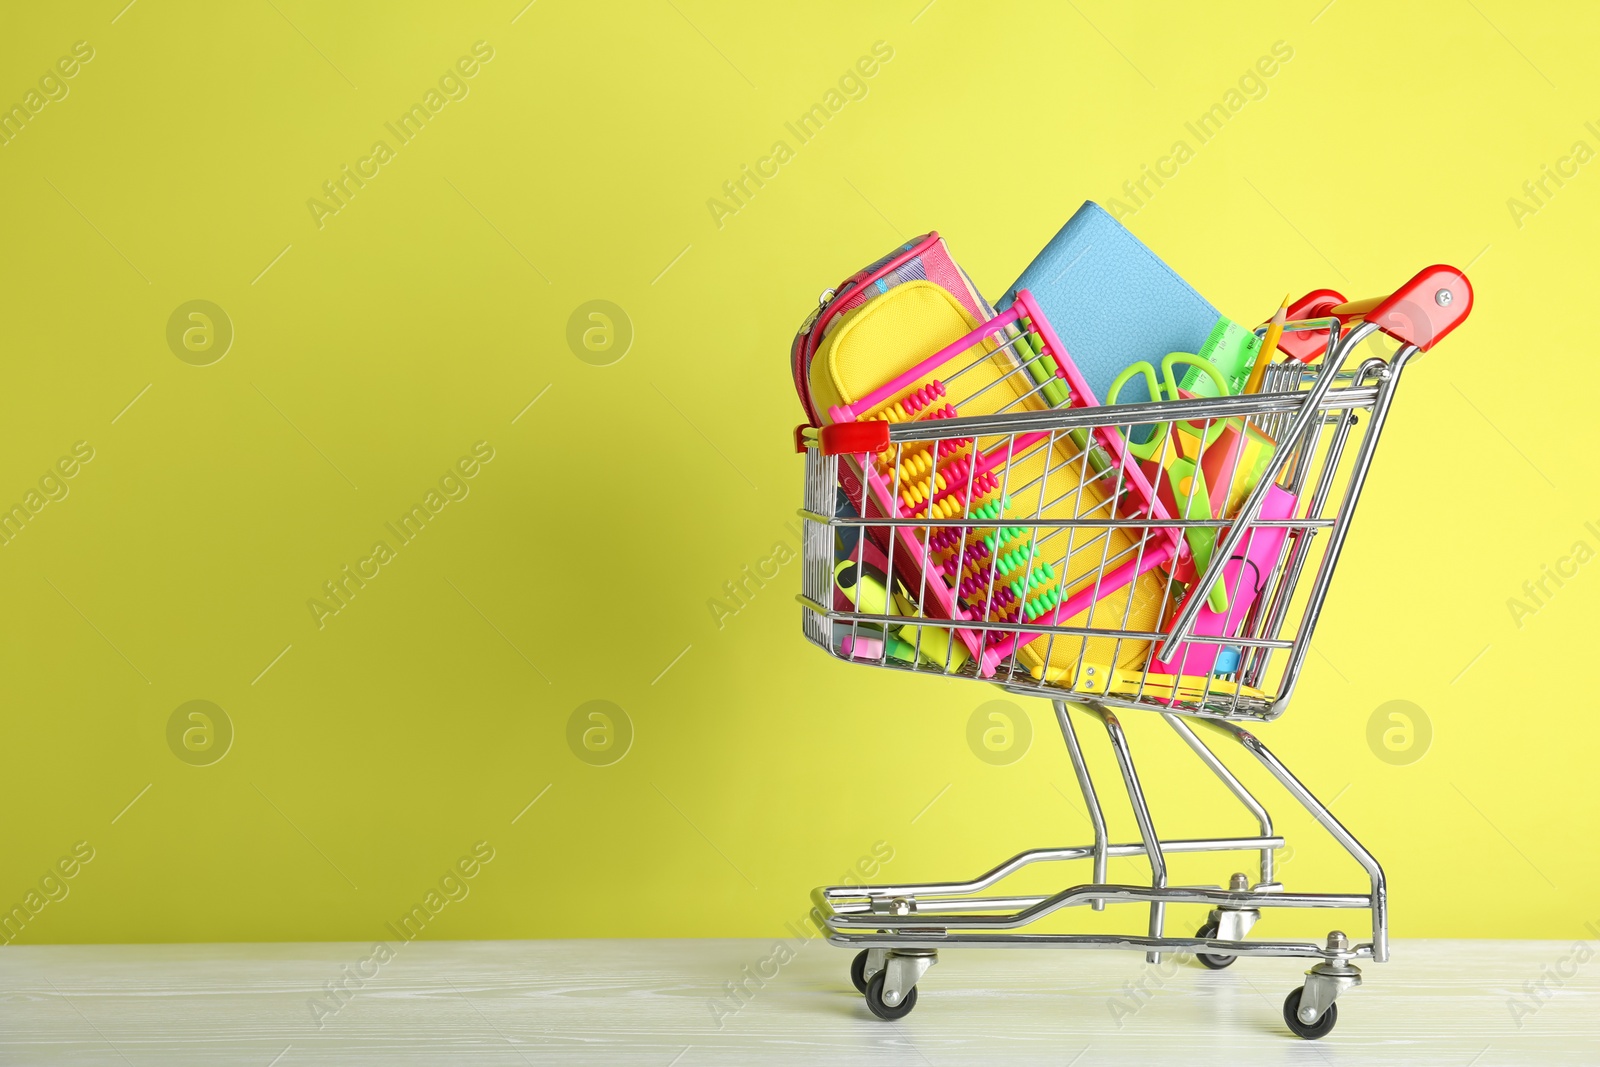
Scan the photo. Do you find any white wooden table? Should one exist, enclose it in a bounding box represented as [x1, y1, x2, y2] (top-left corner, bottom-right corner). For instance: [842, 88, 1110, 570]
[2, 939, 1594, 1064]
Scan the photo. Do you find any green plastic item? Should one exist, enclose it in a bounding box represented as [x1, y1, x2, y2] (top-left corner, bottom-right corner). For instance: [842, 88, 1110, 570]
[1106, 353, 1235, 614]
[1011, 319, 1071, 407]
[883, 632, 919, 663]
[1179, 317, 1261, 398]
[1165, 456, 1230, 614]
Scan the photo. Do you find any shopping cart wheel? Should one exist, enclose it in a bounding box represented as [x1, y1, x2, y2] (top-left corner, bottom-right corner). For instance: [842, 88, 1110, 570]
[1282, 987, 1338, 1039]
[864, 971, 918, 1021]
[1194, 923, 1237, 969]
[849, 950, 871, 994]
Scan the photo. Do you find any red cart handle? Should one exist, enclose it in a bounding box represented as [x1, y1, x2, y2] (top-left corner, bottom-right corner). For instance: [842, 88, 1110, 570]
[1275, 264, 1472, 364]
[794, 420, 891, 456]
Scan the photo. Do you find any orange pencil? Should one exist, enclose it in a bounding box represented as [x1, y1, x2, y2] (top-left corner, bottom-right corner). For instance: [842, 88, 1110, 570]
[1242, 293, 1291, 395]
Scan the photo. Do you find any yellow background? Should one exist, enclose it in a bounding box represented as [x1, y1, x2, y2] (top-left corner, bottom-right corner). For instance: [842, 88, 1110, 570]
[1, 0, 1596, 947]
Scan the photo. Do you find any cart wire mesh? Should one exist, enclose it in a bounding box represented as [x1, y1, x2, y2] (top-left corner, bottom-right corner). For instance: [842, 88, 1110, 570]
[800, 315, 1411, 722]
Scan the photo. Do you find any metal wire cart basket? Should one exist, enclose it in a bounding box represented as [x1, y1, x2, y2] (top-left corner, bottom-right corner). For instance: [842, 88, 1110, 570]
[795, 267, 1472, 1038]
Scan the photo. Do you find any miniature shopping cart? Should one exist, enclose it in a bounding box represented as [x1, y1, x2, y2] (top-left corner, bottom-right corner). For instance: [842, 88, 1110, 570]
[794, 266, 1472, 1039]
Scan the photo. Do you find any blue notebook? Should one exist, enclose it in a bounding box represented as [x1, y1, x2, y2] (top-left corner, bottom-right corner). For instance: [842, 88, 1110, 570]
[997, 202, 1222, 407]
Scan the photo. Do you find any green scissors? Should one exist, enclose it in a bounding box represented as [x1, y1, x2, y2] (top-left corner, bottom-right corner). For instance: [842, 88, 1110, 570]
[1106, 353, 1233, 613]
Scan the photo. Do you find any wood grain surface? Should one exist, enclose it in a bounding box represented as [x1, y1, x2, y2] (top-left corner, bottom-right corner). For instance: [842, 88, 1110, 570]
[1, 938, 1595, 1064]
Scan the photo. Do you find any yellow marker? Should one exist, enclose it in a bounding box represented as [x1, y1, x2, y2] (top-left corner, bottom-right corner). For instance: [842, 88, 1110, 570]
[834, 559, 896, 616]
[892, 592, 971, 673]
[1242, 293, 1292, 395]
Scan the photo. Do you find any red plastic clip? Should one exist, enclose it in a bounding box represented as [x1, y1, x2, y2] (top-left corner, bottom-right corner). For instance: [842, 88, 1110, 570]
[1277, 289, 1347, 364]
[819, 420, 891, 457]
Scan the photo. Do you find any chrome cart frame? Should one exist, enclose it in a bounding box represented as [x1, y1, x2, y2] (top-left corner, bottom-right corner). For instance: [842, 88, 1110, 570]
[794, 267, 1472, 1038]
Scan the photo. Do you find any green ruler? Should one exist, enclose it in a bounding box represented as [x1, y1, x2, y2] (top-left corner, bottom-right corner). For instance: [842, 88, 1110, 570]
[1179, 317, 1261, 398]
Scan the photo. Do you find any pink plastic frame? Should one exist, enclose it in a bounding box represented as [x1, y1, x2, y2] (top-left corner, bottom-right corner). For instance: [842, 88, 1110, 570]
[829, 290, 1184, 678]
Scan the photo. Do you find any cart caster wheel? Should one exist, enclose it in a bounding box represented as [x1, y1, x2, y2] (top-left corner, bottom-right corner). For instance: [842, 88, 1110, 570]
[1283, 986, 1338, 1039]
[864, 971, 918, 1020]
[1195, 923, 1237, 969]
[849, 950, 871, 994]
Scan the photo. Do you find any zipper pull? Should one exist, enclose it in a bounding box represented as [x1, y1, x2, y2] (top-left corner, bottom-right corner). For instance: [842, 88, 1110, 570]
[799, 290, 836, 337]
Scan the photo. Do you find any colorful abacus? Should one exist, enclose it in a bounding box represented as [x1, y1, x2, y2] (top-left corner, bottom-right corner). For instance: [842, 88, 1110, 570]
[824, 291, 1182, 678]
[865, 388, 973, 503]
[918, 488, 1057, 641]
[866, 380, 952, 424]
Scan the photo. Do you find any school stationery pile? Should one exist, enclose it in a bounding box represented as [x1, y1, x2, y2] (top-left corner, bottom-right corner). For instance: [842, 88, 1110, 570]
[790, 201, 1307, 695]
